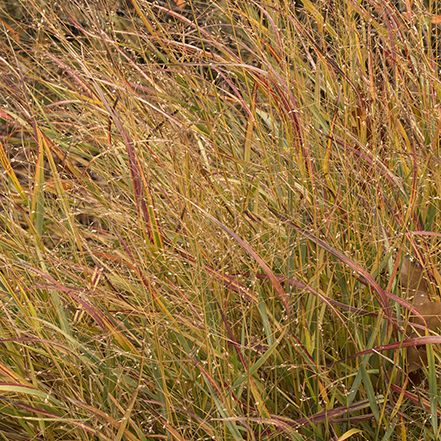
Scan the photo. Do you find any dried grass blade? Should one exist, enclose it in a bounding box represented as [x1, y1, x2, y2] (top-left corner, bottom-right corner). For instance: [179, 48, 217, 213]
[0, 140, 28, 203]
[90, 82, 162, 248]
[333, 335, 441, 366]
[0, 395, 113, 440]
[273, 211, 392, 322]
[189, 202, 289, 318]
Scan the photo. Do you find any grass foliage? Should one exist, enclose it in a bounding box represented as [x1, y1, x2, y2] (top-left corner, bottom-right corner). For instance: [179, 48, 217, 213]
[1, 0, 441, 439]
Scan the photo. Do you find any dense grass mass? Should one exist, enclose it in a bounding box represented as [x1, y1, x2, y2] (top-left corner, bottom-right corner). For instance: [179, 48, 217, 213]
[1, 0, 441, 439]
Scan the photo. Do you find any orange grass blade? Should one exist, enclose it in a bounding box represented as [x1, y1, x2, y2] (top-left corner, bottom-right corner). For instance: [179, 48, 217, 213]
[0, 140, 28, 203]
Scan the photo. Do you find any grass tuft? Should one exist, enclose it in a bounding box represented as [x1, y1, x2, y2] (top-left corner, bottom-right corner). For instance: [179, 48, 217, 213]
[1, 0, 441, 439]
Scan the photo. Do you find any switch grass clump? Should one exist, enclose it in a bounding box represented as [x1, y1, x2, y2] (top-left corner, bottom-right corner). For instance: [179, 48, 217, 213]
[1, 0, 441, 439]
